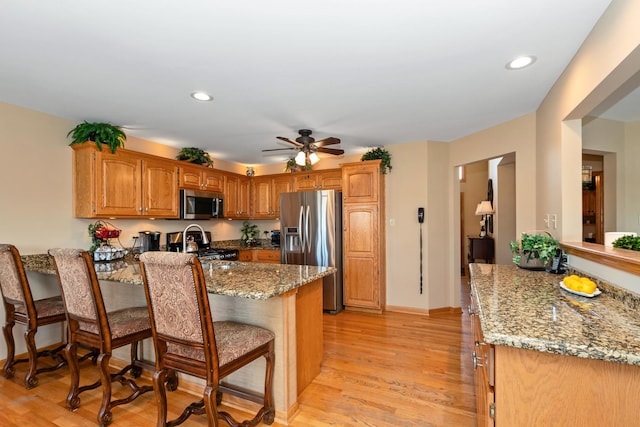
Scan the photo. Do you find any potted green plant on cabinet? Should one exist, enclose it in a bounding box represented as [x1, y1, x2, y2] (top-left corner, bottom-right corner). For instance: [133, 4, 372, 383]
[361, 147, 392, 174]
[67, 121, 127, 153]
[509, 232, 559, 270]
[176, 147, 214, 167]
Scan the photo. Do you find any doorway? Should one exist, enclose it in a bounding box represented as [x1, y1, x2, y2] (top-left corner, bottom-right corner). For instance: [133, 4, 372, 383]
[582, 154, 604, 244]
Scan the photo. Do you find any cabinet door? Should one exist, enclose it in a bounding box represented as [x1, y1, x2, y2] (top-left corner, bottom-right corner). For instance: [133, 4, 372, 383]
[201, 169, 224, 192]
[237, 176, 251, 218]
[224, 174, 250, 219]
[178, 164, 202, 190]
[252, 176, 272, 219]
[271, 175, 292, 218]
[142, 158, 179, 218]
[342, 162, 380, 203]
[292, 173, 319, 191]
[318, 169, 342, 190]
[343, 204, 381, 309]
[95, 150, 142, 217]
[224, 174, 240, 218]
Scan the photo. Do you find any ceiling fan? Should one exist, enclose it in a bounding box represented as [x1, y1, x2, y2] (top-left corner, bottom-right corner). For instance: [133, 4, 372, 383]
[262, 129, 344, 165]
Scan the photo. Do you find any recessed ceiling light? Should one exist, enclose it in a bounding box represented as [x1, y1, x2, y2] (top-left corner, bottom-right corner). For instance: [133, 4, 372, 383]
[190, 91, 213, 101]
[505, 55, 537, 70]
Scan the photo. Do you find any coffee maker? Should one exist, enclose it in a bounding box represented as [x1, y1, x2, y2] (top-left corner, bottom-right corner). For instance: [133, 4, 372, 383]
[138, 231, 161, 253]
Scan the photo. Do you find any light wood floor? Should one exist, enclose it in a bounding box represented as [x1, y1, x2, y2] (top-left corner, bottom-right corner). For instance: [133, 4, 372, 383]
[0, 281, 475, 426]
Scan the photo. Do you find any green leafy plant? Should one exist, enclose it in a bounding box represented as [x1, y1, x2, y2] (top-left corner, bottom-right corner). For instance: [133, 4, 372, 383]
[509, 232, 559, 266]
[284, 157, 312, 172]
[612, 235, 640, 251]
[67, 121, 126, 153]
[361, 147, 392, 174]
[240, 221, 260, 244]
[176, 147, 214, 167]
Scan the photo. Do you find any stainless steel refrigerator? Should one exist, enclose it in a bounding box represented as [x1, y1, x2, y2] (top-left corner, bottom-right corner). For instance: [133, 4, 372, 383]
[280, 190, 343, 313]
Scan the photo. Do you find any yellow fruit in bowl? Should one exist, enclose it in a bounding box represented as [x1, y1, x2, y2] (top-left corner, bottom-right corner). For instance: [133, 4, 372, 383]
[580, 278, 597, 295]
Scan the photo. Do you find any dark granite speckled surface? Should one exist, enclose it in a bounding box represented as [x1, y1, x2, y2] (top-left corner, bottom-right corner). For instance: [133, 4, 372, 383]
[22, 253, 334, 301]
[470, 263, 640, 366]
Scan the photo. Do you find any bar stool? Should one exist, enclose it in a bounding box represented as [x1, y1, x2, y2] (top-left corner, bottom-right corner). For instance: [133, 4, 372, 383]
[49, 248, 154, 427]
[139, 251, 275, 427]
[0, 243, 66, 389]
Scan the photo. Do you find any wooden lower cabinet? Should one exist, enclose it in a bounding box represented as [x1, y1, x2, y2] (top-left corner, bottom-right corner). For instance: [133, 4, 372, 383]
[472, 315, 640, 426]
[238, 249, 280, 263]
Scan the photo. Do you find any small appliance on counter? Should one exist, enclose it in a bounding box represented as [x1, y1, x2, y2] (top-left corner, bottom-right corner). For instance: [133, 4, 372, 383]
[138, 231, 161, 253]
[166, 231, 239, 260]
[270, 230, 280, 246]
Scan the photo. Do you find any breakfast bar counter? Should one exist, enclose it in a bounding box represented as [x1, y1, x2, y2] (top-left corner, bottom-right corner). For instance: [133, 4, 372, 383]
[22, 253, 335, 424]
[469, 263, 640, 426]
[470, 263, 640, 365]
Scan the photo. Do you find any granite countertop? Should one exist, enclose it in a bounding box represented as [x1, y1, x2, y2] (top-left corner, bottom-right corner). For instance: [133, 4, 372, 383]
[469, 263, 640, 366]
[212, 239, 280, 251]
[22, 254, 334, 301]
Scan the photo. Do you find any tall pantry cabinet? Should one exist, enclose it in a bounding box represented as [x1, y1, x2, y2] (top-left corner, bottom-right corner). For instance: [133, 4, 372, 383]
[341, 160, 386, 312]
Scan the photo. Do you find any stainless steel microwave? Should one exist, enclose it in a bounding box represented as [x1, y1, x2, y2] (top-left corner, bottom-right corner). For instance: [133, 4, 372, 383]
[180, 189, 224, 219]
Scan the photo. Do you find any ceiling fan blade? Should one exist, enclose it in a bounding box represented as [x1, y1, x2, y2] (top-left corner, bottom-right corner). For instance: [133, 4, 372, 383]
[317, 147, 344, 155]
[276, 136, 303, 146]
[262, 147, 296, 152]
[314, 137, 341, 147]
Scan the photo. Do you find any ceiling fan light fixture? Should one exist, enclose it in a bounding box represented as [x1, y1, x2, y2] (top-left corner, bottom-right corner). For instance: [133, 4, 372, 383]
[309, 152, 320, 164]
[190, 91, 213, 101]
[295, 151, 306, 166]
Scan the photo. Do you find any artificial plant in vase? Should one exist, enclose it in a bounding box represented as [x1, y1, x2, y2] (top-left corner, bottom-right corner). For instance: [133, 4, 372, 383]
[67, 121, 126, 153]
[240, 221, 260, 245]
[361, 147, 392, 174]
[176, 147, 214, 167]
[509, 232, 559, 270]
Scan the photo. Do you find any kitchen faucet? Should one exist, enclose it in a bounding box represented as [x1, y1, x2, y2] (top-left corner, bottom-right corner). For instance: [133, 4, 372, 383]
[182, 223, 210, 253]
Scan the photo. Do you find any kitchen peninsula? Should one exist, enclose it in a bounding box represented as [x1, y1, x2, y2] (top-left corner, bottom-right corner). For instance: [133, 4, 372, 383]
[22, 254, 335, 424]
[470, 263, 640, 426]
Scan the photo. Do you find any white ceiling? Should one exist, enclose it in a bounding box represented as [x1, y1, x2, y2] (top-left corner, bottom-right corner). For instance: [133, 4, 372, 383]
[0, 1, 617, 165]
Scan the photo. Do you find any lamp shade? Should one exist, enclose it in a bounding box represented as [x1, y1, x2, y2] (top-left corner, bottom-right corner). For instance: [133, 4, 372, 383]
[309, 152, 320, 165]
[475, 201, 494, 216]
[295, 151, 306, 166]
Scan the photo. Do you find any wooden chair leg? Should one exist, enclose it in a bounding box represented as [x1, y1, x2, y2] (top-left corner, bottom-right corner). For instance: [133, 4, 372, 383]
[24, 328, 39, 389]
[203, 385, 219, 427]
[263, 346, 276, 424]
[65, 342, 81, 411]
[97, 352, 113, 427]
[153, 369, 169, 427]
[2, 319, 16, 379]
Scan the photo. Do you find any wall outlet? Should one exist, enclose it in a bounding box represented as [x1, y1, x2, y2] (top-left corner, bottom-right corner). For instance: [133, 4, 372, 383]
[543, 214, 550, 228]
[551, 214, 557, 229]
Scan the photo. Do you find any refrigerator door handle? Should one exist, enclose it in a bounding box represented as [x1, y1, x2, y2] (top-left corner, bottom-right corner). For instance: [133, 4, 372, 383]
[298, 205, 305, 249]
[305, 204, 312, 253]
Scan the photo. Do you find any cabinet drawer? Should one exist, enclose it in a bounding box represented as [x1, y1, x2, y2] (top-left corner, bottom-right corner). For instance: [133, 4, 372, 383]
[237, 250, 253, 262]
[255, 250, 281, 263]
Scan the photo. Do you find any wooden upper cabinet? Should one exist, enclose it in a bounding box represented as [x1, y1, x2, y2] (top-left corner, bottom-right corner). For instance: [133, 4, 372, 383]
[224, 173, 250, 219]
[252, 174, 293, 219]
[142, 157, 180, 217]
[72, 143, 179, 218]
[342, 160, 380, 203]
[292, 168, 342, 192]
[179, 164, 224, 192]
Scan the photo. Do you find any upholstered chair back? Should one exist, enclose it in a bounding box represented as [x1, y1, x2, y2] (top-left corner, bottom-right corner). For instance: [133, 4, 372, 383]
[48, 248, 106, 335]
[0, 244, 28, 304]
[139, 252, 203, 342]
[138, 252, 216, 368]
